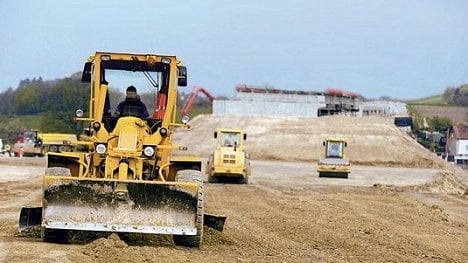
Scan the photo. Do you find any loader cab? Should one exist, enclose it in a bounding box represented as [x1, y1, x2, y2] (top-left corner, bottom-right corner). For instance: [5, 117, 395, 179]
[324, 139, 347, 159]
[221, 132, 240, 147]
[98, 59, 168, 132]
[81, 54, 188, 133]
[214, 129, 247, 150]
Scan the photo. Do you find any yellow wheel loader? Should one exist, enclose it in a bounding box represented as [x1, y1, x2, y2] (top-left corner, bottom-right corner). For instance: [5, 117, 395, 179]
[18, 51, 213, 247]
[317, 138, 351, 178]
[206, 128, 251, 184]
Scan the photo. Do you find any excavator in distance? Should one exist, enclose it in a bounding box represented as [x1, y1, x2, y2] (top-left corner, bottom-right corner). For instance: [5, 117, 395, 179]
[180, 86, 215, 117]
[18, 51, 216, 247]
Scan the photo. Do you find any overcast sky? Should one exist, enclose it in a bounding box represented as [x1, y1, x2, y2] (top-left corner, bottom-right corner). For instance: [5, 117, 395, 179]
[1, 0, 467, 99]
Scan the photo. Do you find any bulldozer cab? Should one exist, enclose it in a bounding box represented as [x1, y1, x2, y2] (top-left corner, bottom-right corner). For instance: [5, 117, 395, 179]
[215, 128, 246, 149]
[82, 54, 187, 132]
[221, 132, 240, 147]
[324, 138, 347, 159]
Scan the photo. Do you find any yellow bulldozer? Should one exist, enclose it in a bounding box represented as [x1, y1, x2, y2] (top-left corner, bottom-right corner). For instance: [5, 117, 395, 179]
[206, 128, 251, 184]
[317, 138, 351, 178]
[19, 51, 211, 247]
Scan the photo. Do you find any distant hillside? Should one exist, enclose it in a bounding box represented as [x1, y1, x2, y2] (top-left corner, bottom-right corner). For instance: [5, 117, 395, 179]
[408, 84, 468, 107]
[408, 95, 444, 105]
[406, 84, 467, 125]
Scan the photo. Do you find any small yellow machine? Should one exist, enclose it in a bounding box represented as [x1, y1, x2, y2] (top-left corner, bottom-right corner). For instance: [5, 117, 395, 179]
[42, 133, 78, 153]
[12, 130, 78, 157]
[206, 128, 251, 184]
[317, 138, 351, 178]
[19, 51, 207, 247]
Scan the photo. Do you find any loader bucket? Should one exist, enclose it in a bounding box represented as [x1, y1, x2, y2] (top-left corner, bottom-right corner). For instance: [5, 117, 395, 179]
[19, 206, 42, 232]
[42, 176, 200, 235]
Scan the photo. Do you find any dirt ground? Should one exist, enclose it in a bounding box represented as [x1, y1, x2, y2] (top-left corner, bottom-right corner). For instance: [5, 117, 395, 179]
[0, 115, 467, 262]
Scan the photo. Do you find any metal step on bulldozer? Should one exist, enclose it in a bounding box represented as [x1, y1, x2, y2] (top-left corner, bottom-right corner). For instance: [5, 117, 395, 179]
[19, 51, 225, 247]
[317, 138, 351, 178]
[206, 128, 251, 184]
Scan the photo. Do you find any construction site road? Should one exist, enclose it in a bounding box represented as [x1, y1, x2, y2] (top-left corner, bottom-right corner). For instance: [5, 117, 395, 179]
[0, 157, 467, 262]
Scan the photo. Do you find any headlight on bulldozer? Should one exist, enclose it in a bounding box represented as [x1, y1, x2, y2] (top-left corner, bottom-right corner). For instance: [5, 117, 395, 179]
[159, 127, 168, 136]
[75, 109, 84, 117]
[143, 146, 155, 157]
[92, 122, 101, 131]
[96, 144, 107, 154]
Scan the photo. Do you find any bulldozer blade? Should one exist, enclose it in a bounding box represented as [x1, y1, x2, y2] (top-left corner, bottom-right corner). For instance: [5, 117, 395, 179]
[19, 206, 42, 232]
[203, 213, 227, 232]
[43, 176, 200, 235]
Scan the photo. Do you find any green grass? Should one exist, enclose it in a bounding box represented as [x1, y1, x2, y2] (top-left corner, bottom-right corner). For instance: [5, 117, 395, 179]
[407, 95, 445, 105]
[0, 115, 43, 129]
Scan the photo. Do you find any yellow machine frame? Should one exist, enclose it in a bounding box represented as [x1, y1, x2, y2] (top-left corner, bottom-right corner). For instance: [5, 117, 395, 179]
[31, 52, 204, 247]
[317, 137, 351, 178]
[206, 128, 251, 184]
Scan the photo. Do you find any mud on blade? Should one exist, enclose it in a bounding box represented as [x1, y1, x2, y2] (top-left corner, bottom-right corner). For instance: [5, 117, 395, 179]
[43, 177, 199, 235]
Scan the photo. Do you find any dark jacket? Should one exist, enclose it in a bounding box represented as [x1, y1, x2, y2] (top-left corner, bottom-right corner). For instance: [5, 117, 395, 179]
[116, 98, 149, 118]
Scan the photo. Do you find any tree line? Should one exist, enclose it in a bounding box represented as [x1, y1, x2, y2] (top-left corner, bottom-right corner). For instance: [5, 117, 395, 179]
[443, 84, 468, 106]
[0, 73, 89, 115]
[0, 73, 90, 138]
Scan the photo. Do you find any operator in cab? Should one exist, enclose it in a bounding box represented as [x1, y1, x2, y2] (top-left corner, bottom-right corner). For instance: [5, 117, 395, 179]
[114, 85, 149, 118]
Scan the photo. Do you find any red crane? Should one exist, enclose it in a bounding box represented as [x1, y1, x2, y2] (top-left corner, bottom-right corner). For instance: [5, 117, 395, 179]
[181, 86, 215, 116]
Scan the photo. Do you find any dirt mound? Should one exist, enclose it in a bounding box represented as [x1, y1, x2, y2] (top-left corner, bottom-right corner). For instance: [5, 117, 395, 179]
[414, 167, 468, 195]
[82, 234, 132, 262]
[86, 233, 128, 249]
[174, 115, 446, 168]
